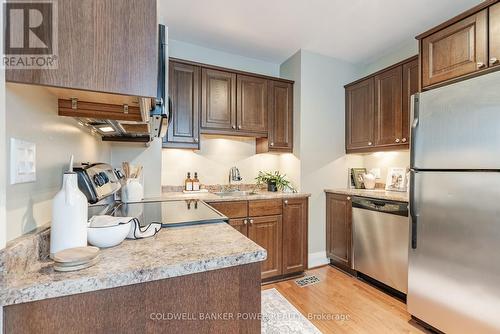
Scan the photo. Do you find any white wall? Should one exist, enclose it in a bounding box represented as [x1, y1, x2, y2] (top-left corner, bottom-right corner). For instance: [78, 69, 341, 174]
[169, 39, 280, 77]
[110, 139, 162, 197]
[359, 39, 418, 77]
[5, 84, 111, 242]
[162, 135, 282, 187]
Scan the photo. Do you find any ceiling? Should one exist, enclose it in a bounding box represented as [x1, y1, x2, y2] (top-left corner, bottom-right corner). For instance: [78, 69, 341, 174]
[159, 0, 482, 65]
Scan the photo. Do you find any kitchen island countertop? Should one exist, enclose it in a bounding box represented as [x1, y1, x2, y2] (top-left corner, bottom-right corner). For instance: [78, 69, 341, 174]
[0, 223, 266, 306]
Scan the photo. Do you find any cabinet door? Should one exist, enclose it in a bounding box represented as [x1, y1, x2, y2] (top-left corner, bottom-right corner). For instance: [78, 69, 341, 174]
[326, 193, 352, 270]
[5, 0, 157, 98]
[345, 78, 375, 151]
[237, 75, 268, 134]
[201, 69, 236, 131]
[164, 62, 200, 149]
[229, 219, 248, 236]
[248, 215, 282, 279]
[268, 81, 293, 151]
[402, 58, 419, 143]
[490, 3, 500, 69]
[421, 9, 488, 88]
[282, 198, 308, 275]
[374, 66, 403, 147]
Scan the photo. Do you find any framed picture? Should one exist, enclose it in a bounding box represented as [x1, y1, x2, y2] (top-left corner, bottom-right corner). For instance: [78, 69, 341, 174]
[385, 167, 407, 192]
[351, 168, 367, 189]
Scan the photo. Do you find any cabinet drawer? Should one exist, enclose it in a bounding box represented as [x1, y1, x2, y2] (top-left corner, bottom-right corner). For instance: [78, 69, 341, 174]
[209, 201, 248, 218]
[248, 199, 282, 217]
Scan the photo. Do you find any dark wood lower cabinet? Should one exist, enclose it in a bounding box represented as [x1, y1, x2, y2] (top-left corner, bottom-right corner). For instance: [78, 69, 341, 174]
[248, 215, 283, 279]
[282, 198, 308, 275]
[326, 193, 352, 271]
[208, 198, 308, 280]
[3, 263, 261, 334]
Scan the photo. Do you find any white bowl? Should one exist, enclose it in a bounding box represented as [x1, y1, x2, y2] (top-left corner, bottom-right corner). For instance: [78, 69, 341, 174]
[87, 221, 131, 248]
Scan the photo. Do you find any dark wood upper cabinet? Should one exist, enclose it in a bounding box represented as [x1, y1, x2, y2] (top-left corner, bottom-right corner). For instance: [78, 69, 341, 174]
[402, 57, 419, 142]
[420, 9, 488, 88]
[237, 75, 268, 135]
[256, 81, 293, 153]
[490, 3, 500, 68]
[6, 0, 157, 99]
[326, 193, 352, 271]
[201, 69, 236, 131]
[374, 66, 403, 147]
[163, 61, 200, 149]
[282, 198, 308, 275]
[248, 215, 283, 279]
[346, 78, 375, 151]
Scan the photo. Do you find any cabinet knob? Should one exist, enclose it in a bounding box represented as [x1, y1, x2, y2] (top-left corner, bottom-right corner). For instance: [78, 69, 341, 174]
[284, 200, 288, 205]
[194, 138, 199, 143]
[238, 125, 242, 130]
[270, 142, 274, 147]
[402, 138, 407, 143]
[477, 62, 486, 69]
[395, 138, 401, 143]
[368, 142, 373, 146]
[347, 197, 351, 201]
[490, 57, 499, 65]
[243, 219, 248, 225]
[232, 125, 236, 129]
[249, 219, 254, 225]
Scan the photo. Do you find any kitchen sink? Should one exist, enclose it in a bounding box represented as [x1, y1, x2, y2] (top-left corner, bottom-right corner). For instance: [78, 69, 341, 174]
[213, 190, 257, 197]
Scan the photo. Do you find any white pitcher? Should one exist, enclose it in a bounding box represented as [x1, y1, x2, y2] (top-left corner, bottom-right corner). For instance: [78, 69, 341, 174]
[50, 172, 88, 257]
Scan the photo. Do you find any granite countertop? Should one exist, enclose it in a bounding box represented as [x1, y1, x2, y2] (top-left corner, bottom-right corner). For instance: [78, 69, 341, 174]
[145, 190, 311, 203]
[325, 188, 409, 202]
[0, 223, 266, 307]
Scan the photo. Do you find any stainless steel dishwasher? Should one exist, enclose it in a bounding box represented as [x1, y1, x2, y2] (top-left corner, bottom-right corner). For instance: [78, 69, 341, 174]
[352, 197, 409, 293]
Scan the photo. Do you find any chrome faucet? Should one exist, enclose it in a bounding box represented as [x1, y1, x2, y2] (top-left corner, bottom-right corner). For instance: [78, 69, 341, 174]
[228, 166, 242, 185]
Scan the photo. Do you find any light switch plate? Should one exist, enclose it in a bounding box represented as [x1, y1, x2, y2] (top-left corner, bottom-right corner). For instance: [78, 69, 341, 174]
[10, 138, 36, 184]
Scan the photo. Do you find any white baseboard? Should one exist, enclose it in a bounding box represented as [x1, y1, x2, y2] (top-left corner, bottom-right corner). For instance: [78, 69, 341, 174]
[308, 251, 329, 269]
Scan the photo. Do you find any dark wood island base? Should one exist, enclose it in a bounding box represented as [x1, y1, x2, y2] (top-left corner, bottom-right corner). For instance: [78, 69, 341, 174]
[4, 263, 262, 334]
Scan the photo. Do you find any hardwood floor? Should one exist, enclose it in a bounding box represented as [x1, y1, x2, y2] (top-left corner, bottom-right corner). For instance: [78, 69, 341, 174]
[262, 265, 430, 334]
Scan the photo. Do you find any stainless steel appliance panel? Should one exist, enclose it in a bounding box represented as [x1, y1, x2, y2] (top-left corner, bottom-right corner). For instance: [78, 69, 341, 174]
[352, 199, 409, 293]
[411, 71, 500, 170]
[408, 171, 500, 334]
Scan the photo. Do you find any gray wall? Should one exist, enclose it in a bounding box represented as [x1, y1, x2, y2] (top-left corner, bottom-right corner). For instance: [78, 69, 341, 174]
[169, 39, 280, 77]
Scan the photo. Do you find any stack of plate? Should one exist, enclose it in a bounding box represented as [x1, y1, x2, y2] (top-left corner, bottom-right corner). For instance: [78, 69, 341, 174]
[53, 246, 100, 272]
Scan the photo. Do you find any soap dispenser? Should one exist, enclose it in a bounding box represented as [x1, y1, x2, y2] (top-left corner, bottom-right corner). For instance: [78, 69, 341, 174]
[50, 156, 88, 258]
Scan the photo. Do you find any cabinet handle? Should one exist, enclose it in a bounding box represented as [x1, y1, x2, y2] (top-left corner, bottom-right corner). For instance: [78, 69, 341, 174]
[194, 138, 199, 143]
[490, 57, 499, 65]
[347, 197, 351, 201]
[270, 142, 274, 147]
[368, 142, 373, 146]
[238, 125, 242, 130]
[395, 138, 401, 143]
[249, 219, 254, 225]
[243, 219, 247, 225]
[402, 138, 407, 143]
[477, 62, 486, 69]
[232, 125, 236, 129]
[284, 200, 288, 205]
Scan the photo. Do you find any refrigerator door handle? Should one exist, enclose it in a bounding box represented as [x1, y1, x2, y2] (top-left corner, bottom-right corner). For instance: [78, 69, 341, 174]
[409, 170, 417, 249]
[410, 93, 420, 169]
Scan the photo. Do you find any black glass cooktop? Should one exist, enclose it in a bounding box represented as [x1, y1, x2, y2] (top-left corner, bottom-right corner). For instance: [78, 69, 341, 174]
[90, 200, 228, 228]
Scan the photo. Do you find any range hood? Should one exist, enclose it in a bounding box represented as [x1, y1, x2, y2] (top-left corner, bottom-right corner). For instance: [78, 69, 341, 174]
[56, 24, 169, 143]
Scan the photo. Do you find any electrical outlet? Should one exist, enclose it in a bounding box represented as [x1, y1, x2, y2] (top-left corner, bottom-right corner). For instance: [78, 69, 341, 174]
[10, 138, 36, 184]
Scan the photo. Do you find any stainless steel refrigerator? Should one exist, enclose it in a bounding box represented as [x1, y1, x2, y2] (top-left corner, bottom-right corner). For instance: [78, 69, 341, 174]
[408, 70, 500, 334]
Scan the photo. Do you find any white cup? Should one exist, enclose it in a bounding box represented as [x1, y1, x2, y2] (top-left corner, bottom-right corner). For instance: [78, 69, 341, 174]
[121, 178, 144, 203]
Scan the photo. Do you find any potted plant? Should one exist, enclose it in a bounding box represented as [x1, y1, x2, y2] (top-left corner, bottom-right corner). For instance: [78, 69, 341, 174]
[255, 171, 295, 192]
